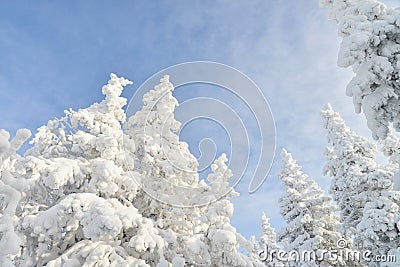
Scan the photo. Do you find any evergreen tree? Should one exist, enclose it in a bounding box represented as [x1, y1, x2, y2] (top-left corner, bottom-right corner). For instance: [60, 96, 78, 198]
[321, 103, 378, 236]
[259, 212, 279, 254]
[258, 212, 283, 267]
[125, 75, 201, 210]
[278, 149, 352, 266]
[0, 73, 256, 266]
[0, 129, 31, 266]
[203, 154, 253, 267]
[356, 189, 400, 261]
[321, 0, 400, 140]
[125, 76, 256, 265]
[124, 75, 203, 264]
[358, 134, 400, 262]
[322, 104, 400, 264]
[8, 74, 165, 266]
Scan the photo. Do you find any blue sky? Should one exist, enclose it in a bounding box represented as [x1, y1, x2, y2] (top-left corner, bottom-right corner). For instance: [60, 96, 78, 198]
[1, 0, 398, 239]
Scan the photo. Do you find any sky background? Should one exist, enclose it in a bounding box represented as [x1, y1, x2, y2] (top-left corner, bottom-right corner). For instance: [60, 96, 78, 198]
[1, 0, 399, 239]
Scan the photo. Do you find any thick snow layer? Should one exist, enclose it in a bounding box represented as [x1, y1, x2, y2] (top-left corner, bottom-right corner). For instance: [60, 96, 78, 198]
[321, 0, 400, 139]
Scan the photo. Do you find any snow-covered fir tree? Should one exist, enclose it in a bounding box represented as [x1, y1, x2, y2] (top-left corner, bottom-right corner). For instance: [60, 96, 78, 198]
[278, 149, 353, 266]
[125, 75, 201, 209]
[202, 153, 254, 267]
[353, 142, 399, 265]
[259, 212, 279, 255]
[124, 75, 205, 264]
[320, 0, 400, 140]
[0, 129, 31, 266]
[8, 74, 168, 266]
[0, 73, 258, 266]
[320, 5, 400, 260]
[321, 104, 400, 265]
[321, 103, 379, 237]
[125, 75, 256, 266]
[356, 188, 400, 264]
[257, 212, 283, 267]
[247, 236, 264, 267]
